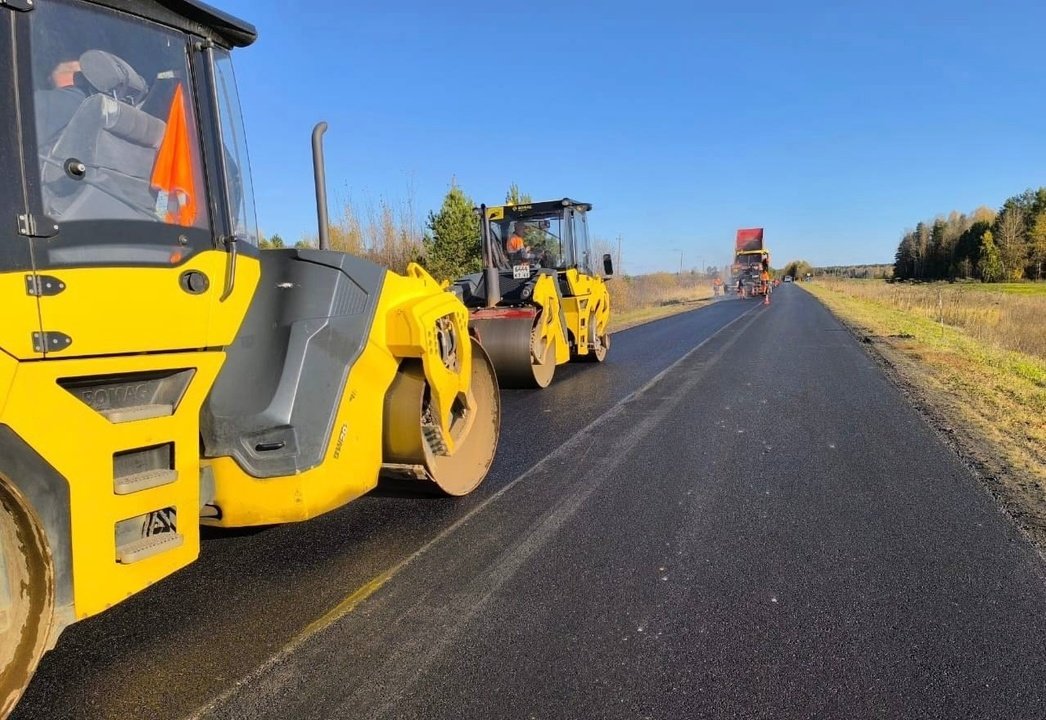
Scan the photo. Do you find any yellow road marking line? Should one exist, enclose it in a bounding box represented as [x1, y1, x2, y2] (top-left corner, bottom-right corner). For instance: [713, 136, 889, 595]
[299, 568, 395, 640]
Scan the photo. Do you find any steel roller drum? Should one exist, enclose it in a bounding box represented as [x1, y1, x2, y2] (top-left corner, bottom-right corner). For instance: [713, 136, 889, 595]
[470, 316, 555, 389]
[381, 337, 500, 496]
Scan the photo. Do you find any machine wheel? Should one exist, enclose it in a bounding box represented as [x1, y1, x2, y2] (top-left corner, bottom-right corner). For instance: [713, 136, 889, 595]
[579, 312, 610, 363]
[585, 331, 610, 362]
[382, 338, 500, 496]
[471, 315, 555, 389]
[0, 483, 53, 719]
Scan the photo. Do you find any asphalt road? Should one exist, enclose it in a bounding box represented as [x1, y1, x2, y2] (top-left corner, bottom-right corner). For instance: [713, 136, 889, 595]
[16, 286, 1046, 719]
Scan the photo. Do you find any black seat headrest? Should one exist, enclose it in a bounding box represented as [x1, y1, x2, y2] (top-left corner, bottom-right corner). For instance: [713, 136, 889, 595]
[79, 50, 148, 104]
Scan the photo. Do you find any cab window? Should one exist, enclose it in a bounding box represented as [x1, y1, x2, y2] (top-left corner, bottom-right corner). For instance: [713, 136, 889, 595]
[29, 0, 208, 230]
[212, 49, 259, 244]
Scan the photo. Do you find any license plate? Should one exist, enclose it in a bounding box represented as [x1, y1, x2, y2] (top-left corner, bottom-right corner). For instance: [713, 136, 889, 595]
[512, 264, 531, 279]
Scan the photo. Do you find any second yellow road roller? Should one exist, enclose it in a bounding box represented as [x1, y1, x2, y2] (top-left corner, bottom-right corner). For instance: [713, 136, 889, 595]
[453, 199, 614, 388]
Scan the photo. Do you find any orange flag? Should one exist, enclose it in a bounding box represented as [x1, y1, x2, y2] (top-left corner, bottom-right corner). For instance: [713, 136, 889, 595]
[151, 83, 198, 226]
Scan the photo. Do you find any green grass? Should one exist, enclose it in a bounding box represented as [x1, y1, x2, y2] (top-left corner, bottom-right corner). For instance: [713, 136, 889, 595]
[811, 278, 1046, 361]
[832, 278, 1046, 295]
[945, 281, 1046, 296]
[884, 279, 1046, 296]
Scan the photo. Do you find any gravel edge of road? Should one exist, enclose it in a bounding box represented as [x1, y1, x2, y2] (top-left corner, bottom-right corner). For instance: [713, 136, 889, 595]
[803, 286, 1046, 564]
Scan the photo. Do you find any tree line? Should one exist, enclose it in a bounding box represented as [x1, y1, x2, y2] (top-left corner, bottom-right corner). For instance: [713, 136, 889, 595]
[260, 182, 533, 282]
[817, 264, 892, 279]
[893, 188, 1046, 282]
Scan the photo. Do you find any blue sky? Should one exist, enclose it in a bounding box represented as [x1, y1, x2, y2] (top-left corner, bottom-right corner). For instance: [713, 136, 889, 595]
[217, 0, 1046, 273]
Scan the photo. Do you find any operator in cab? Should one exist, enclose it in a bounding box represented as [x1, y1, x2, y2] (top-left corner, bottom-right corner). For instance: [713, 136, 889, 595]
[506, 222, 528, 264]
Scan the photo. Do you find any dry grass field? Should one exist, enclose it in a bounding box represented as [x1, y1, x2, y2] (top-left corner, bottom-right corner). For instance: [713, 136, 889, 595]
[609, 273, 716, 331]
[815, 278, 1046, 361]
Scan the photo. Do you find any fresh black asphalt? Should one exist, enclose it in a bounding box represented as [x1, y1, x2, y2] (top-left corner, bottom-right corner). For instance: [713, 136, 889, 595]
[15, 286, 1046, 719]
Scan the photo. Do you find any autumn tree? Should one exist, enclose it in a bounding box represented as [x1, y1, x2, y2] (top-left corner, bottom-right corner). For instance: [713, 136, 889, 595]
[1025, 189, 1046, 280]
[995, 204, 1027, 280]
[783, 259, 814, 279]
[1030, 210, 1046, 280]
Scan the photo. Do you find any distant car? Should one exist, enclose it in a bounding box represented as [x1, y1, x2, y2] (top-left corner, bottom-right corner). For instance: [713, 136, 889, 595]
[784, 276, 793, 282]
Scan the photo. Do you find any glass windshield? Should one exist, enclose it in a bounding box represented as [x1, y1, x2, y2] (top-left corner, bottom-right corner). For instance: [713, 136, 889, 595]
[212, 49, 258, 244]
[570, 209, 588, 273]
[493, 212, 565, 270]
[29, 0, 207, 230]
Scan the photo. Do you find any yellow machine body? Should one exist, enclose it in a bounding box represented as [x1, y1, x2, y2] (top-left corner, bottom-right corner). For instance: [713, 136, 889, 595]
[204, 265, 477, 527]
[0, 251, 260, 621]
[558, 268, 611, 360]
[530, 274, 572, 366]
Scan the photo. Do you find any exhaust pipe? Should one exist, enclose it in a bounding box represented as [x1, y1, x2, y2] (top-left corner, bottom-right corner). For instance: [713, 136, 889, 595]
[479, 204, 501, 307]
[311, 122, 330, 251]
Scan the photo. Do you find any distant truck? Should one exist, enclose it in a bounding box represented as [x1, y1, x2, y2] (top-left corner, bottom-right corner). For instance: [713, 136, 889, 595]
[731, 228, 770, 298]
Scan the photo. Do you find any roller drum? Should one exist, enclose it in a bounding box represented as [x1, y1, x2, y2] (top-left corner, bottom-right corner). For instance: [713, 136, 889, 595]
[470, 317, 555, 388]
[382, 338, 500, 496]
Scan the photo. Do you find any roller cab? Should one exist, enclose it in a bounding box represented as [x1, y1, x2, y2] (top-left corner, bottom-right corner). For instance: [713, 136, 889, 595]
[453, 199, 613, 388]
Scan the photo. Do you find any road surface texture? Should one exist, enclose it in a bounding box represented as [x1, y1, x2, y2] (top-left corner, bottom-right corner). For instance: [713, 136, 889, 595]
[15, 286, 1046, 719]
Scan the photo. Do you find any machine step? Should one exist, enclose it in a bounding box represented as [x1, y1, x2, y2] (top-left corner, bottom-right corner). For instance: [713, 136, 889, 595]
[113, 468, 177, 495]
[116, 533, 184, 564]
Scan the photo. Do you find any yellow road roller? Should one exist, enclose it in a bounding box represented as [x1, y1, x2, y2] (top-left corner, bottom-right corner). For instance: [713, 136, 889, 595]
[453, 199, 614, 388]
[0, 1, 499, 714]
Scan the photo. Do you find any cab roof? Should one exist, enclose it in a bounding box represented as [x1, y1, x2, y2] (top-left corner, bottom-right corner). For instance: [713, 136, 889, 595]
[493, 198, 592, 220]
[88, 0, 257, 48]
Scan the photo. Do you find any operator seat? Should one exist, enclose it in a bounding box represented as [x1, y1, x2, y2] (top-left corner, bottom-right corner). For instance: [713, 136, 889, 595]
[41, 50, 163, 222]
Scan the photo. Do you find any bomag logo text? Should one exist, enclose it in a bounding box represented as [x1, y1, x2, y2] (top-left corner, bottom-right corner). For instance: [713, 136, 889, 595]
[79, 383, 152, 411]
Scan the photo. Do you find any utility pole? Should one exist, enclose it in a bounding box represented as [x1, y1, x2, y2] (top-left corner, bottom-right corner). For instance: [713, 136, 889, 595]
[617, 235, 622, 275]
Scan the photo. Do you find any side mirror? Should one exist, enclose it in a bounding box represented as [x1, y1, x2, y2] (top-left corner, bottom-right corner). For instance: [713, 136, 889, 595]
[603, 253, 614, 276]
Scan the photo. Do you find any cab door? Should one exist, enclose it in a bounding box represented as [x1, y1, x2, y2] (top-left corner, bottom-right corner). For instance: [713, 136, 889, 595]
[570, 208, 593, 275]
[0, 6, 47, 360]
[17, 0, 241, 359]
